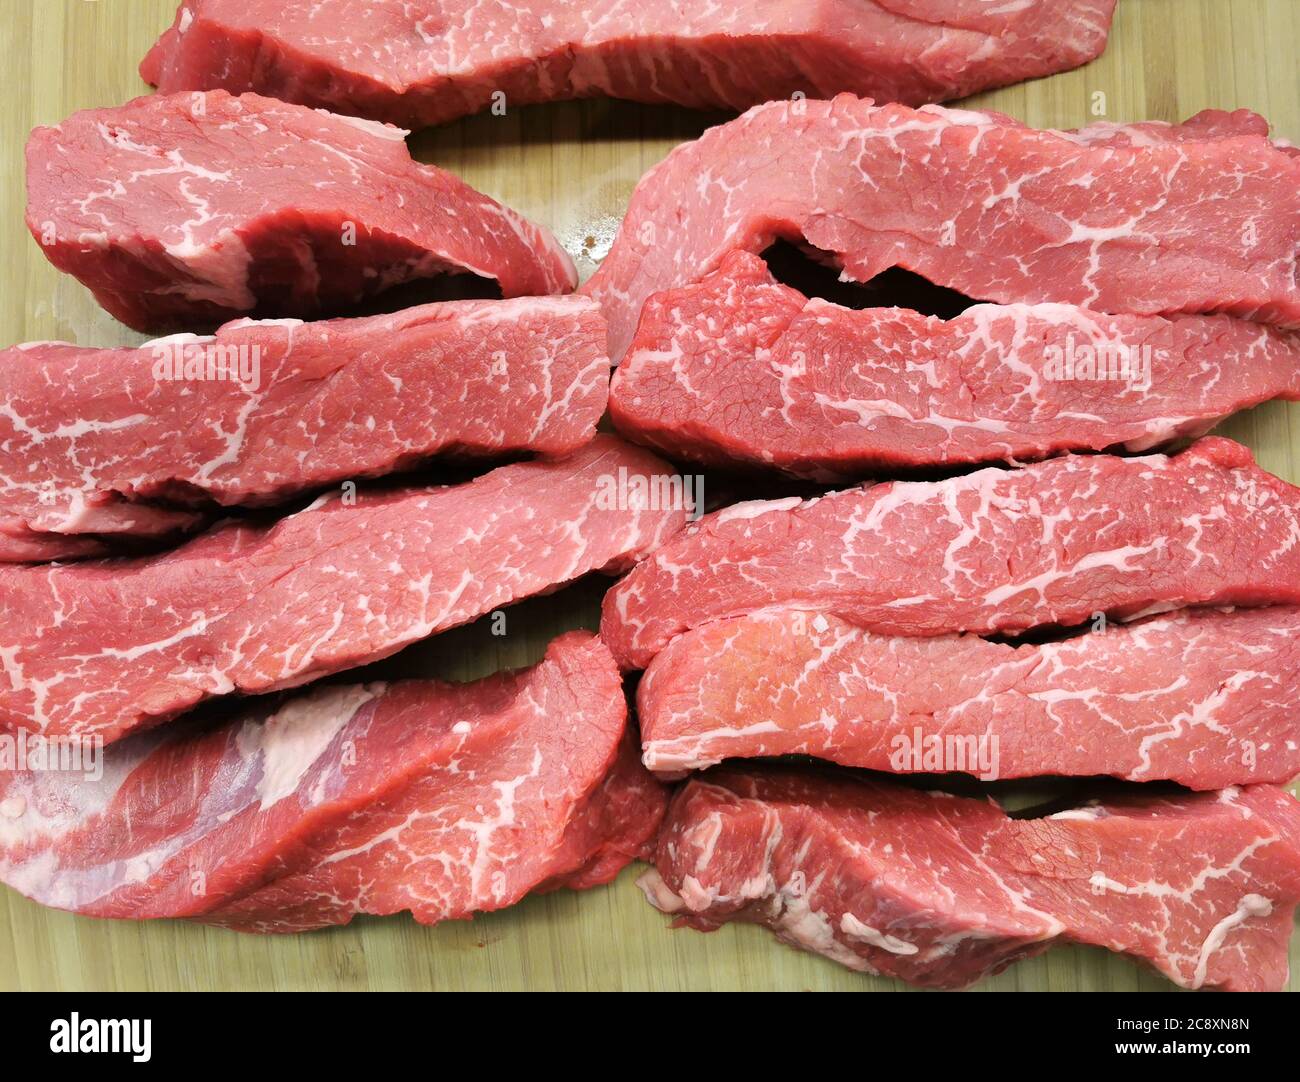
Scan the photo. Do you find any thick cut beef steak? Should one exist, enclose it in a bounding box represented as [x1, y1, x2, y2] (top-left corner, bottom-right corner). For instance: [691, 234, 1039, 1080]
[0, 437, 686, 744]
[140, 0, 1116, 124]
[602, 438, 1300, 669]
[641, 765, 1300, 991]
[639, 606, 1300, 789]
[0, 632, 667, 932]
[26, 91, 576, 331]
[584, 101, 1300, 360]
[0, 295, 608, 563]
[611, 251, 1300, 477]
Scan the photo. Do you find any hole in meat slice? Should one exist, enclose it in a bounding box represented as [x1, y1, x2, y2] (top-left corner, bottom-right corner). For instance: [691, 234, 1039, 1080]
[980, 618, 1104, 648]
[739, 758, 1184, 820]
[328, 271, 503, 318]
[761, 239, 979, 319]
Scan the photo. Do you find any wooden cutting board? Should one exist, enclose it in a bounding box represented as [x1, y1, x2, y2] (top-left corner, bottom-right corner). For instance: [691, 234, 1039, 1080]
[1, 0, 1297, 992]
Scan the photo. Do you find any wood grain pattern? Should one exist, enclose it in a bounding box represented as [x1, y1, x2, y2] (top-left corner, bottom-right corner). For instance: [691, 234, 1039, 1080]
[0, 0, 1297, 992]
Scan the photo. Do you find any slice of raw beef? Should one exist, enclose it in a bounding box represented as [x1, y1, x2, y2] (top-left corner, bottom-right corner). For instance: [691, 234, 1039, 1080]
[0, 436, 687, 744]
[25, 91, 575, 331]
[611, 251, 1300, 478]
[640, 765, 1300, 990]
[583, 99, 1300, 360]
[0, 295, 608, 563]
[639, 606, 1300, 789]
[601, 437, 1300, 669]
[0, 632, 669, 932]
[140, 0, 1117, 125]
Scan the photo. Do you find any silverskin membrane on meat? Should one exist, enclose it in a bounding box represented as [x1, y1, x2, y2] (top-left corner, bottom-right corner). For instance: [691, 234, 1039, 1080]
[0, 633, 669, 932]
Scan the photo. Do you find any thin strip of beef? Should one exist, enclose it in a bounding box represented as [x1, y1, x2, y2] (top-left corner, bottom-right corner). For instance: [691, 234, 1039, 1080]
[611, 250, 1300, 478]
[642, 765, 1300, 990]
[584, 100, 1300, 360]
[601, 437, 1300, 669]
[140, 0, 1116, 124]
[639, 606, 1300, 789]
[0, 436, 686, 744]
[0, 633, 668, 933]
[0, 295, 607, 563]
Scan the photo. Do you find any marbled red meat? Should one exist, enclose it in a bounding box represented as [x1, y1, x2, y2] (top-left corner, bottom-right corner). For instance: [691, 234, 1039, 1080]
[26, 91, 575, 331]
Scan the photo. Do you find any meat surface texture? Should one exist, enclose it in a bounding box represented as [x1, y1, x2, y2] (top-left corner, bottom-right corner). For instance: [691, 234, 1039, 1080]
[601, 437, 1300, 670]
[140, 0, 1117, 126]
[611, 251, 1300, 478]
[0, 436, 687, 744]
[0, 296, 608, 563]
[583, 100, 1300, 360]
[639, 606, 1300, 789]
[0, 632, 669, 932]
[25, 91, 576, 331]
[641, 766, 1300, 990]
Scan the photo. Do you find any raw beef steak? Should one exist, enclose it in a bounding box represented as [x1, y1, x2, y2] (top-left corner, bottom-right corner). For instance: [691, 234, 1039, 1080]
[639, 606, 1300, 789]
[583, 100, 1300, 360]
[601, 437, 1300, 669]
[0, 633, 668, 932]
[611, 251, 1300, 478]
[0, 295, 608, 563]
[26, 91, 576, 331]
[140, 0, 1117, 125]
[0, 436, 686, 744]
[641, 765, 1300, 990]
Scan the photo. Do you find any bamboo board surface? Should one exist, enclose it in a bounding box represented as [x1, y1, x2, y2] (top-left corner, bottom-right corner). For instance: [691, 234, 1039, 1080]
[0, 0, 1297, 991]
